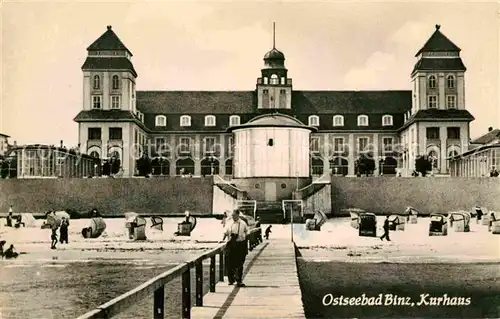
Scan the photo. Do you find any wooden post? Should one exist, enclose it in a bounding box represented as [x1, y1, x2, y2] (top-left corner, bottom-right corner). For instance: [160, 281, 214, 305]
[219, 251, 224, 281]
[182, 270, 191, 319]
[195, 262, 203, 306]
[153, 285, 165, 319]
[209, 256, 216, 292]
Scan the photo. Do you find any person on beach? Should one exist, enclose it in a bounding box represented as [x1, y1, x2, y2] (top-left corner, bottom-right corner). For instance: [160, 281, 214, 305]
[0, 240, 6, 258]
[4, 244, 18, 259]
[6, 211, 13, 227]
[51, 228, 58, 249]
[380, 215, 391, 241]
[264, 225, 272, 240]
[222, 209, 248, 287]
[60, 217, 69, 244]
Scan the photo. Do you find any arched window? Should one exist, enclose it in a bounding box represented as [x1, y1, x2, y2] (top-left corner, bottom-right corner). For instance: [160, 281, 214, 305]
[446, 75, 455, 89]
[204, 115, 216, 127]
[357, 115, 369, 126]
[112, 75, 120, 90]
[332, 115, 344, 127]
[180, 115, 191, 127]
[90, 151, 100, 159]
[270, 74, 279, 85]
[93, 75, 100, 90]
[428, 75, 437, 89]
[229, 115, 240, 126]
[308, 115, 319, 126]
[382, 115, 393, 126]
[428, 150, 439, 169]
[155, 115, 167, 127]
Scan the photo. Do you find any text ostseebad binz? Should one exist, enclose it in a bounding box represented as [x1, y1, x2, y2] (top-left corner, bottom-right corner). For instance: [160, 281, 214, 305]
[322, 293, 471, 307]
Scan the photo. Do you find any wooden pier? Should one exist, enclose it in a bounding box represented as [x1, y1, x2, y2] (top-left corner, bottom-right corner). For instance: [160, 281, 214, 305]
[192, 239, 305, 318]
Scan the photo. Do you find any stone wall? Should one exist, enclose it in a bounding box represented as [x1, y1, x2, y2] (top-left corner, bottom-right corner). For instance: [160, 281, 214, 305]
[0, 177, 213, 216]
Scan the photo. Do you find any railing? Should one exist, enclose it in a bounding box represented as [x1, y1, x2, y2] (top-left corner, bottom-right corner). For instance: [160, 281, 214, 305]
[76, 228, 263, 319]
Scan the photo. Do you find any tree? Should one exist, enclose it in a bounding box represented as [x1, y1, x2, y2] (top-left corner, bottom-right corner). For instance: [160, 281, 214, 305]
[355, 154, 375, 176]
[136, 155, 152, 176]
[415, 155, 433, 177]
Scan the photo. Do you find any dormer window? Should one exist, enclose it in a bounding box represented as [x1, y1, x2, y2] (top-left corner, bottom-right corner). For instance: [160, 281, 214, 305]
[205, 115, 216, 127]
[263, 77, 268, 84]
[357, 115, 369, 126]
[93, 75, 100, 90]
[447, 75, 455, 89]
[333, 115, 344, 127]
[112, 75, 120, 90]
[155, 115, 167, 127]
[428, 75, 437, 89]
[270, 74, 279, 85]
[382, 115, 393, 126]
[180, 115, 191, 127]
[229, 115, 240, 126]
[280, 77, 285, 85]
[308, 115, 319, 127]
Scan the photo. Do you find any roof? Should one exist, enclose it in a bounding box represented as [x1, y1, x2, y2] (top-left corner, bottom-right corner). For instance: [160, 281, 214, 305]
[412, 58, 466, 75]
[470, 129, 500, 144]
[87, 25, 132, 56]
[264, 48, 285, 60]
[74, 110, 137, 121]
[8, 144, 97, 159]
[398, 109, 475, 131]
[81, 57, 137, 77]
[0, 133, 9, 138]
[291, 91, 412, 114]
[227, 113, 316, 132]
[449, 143, 500, 160]
[415, 25, 461, 56]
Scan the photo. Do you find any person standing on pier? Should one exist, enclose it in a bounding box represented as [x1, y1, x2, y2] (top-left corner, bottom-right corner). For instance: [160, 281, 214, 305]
[380, 215, 391, 241]
[223, 209, 248, 287]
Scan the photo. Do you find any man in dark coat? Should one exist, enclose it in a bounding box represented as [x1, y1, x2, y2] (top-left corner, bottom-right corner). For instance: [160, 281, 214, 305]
[59, 217, 69, 244]
[380, 215, 391, 241]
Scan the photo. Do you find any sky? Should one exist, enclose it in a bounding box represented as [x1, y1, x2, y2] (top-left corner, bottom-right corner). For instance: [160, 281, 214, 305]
[1, 1, 499, 147]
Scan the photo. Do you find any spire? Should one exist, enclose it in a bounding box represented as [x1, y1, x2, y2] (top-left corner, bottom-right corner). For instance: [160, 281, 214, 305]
[273, 22, 276, 49]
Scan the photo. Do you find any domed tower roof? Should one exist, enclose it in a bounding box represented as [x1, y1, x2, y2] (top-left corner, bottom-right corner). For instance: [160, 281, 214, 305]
[262, 22, 286, 70]
[264, 48, 285, 60]
[227, 113, 317, 132]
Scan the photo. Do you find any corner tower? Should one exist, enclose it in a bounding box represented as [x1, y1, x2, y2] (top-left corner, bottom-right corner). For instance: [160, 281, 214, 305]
[411, 24, 466, 113]
[81, 25, 138, 113]
[256, 23, 292, 110]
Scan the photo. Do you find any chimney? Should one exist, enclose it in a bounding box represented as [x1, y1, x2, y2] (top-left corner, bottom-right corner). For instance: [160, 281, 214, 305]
[488, 127, 493, 132]
[60, 140, 63, 148]
[13, 141, 17, 147]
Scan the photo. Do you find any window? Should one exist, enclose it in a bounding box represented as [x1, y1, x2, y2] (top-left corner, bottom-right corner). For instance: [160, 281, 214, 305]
[229, 115, 240, 126]
[383, 137, 393, 153]
[382, 115, 393, 126]
[333, 115, 344, 127]
[358, 137, 369, 152]
[92, 95, 102, 109]
[111, 96, 121, 109]
[428, 75, 436, 89]
[281, 77, 285, 85]
[357, 115, 369, 126]
[228, 137, 234, 155]
[428, 150, 439, 169]
[263, 89, 269, 94]
[447, 75, 455, 89]
[270, 74, 279, 84]
[179, 137, 191, 153]
[90, 151, 100, 158]
[109, 128, 122, 140]
[205, 115, 216, 127]
[93, 75, 100, 90]
[180, 115, 191, 127]
[155, 138, 166, 152]
[308, 115, 319, 126]
[155, 115, 167, 127]
[263, 77, 268, 85]
[447, 127, 460, 139]
[204, 137, 216, 153]
[428, 95, 437, 108]
[268, 138, 274, 146]
[88, 128, 101, 140]
[112, 75, 120, 90]
[280, 89, 286, 94]
[311, 137, 320, 153]
[334, 137, 344, 152]
[426, 127, 440, 139]
[446, 95, 456, 109]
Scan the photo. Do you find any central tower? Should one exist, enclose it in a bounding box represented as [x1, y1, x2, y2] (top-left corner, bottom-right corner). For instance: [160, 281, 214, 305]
[256, 22, 292, 110]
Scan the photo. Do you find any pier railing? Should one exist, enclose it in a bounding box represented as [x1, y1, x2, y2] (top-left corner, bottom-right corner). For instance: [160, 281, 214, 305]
[76, 228, 263, 319]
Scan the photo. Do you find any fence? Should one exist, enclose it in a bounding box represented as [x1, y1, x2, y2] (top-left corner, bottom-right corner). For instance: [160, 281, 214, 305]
[76, 228, 262, 319]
